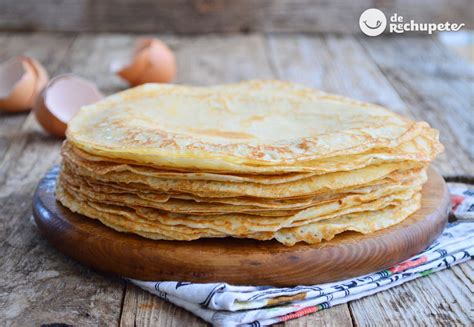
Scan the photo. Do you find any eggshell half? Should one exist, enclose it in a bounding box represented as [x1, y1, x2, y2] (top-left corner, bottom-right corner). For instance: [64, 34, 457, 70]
[116, 38, 176, 86]
[34, 75, 103, 138]
[0, 57, 37, 112]
[139, 39, 176, 84]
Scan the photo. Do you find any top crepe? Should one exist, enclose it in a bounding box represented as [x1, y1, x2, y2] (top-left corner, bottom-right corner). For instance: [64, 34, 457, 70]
[66, 80, 441, 172]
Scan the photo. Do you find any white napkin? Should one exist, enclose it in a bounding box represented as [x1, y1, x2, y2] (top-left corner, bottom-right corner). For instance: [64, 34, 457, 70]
[131, 184, 474, 327]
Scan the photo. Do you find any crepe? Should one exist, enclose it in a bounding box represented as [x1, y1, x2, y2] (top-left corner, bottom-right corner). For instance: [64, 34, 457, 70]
[59, 162, 427, 214]
[62, 134, 439, 180]
[59, 169, 403, 209]
[56, 183, 421, 246]
[63, 122, 441, 175]
[66, 81, 442, 172]
[59, 167, 425, 216]
[58, 180, 420, 230]
[62, 158, 423, 198]
[56, 80, 443, 246]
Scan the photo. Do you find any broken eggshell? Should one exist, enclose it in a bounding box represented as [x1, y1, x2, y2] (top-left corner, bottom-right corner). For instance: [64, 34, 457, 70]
[113, 38, 176, 86]
[0, 56, 49, 112]
[34, 74, 103, 138]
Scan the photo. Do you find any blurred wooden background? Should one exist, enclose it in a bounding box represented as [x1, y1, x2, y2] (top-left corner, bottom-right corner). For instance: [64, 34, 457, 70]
[0, 0, 473, 33]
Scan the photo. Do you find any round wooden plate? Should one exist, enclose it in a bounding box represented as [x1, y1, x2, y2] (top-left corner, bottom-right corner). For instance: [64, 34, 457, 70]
[33, 166, 449, 286]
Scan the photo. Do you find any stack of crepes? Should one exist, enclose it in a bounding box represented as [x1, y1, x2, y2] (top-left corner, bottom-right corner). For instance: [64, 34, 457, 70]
[56, 80, 444, 246]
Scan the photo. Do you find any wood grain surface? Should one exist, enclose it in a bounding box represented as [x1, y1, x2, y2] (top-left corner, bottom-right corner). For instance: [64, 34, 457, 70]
[0, 32, 472, 326]
[0, 0, 472, 33]
[33, 166, 449, 286]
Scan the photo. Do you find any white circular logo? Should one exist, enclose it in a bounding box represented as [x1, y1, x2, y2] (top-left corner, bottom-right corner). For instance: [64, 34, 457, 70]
[359, 8, 387, 36]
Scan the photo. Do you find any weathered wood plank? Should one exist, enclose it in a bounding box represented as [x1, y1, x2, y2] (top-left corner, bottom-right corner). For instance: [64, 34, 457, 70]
[267, 34, 408, 114]
[346, 37, 474, 324]
[171, 34, 274, 84]
[0, 33, 74, 73]
[55, 33, 136, 94]
[120, 284, 207, 327]
[0, 33, 127, 326]
[360, 36, 474, 176]
[0, 0, 472, 33]
[266, 33, 473, 327]
[349, 260, 474, 326]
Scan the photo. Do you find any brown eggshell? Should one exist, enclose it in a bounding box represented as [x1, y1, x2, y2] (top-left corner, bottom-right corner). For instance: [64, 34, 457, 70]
[34, 91, 68, 138]
[0, 56, 38, 112]
[34, 74, 103, 138]
[116, 38, 176, 86]
[138, 39, 176, 84]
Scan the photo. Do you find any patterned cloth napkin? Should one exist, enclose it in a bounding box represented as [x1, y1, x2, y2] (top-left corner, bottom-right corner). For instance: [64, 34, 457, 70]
[131, 183, 474, 327]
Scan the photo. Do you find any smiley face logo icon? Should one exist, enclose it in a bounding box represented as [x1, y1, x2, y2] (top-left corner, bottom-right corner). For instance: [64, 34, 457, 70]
[359, 8, 387, 36]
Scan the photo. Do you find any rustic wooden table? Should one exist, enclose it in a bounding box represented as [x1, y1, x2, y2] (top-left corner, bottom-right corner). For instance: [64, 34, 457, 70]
[0, 32, 472, 326]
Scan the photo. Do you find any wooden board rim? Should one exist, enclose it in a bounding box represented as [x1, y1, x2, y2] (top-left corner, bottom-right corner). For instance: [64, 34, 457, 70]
[33, 166, 449, 286]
